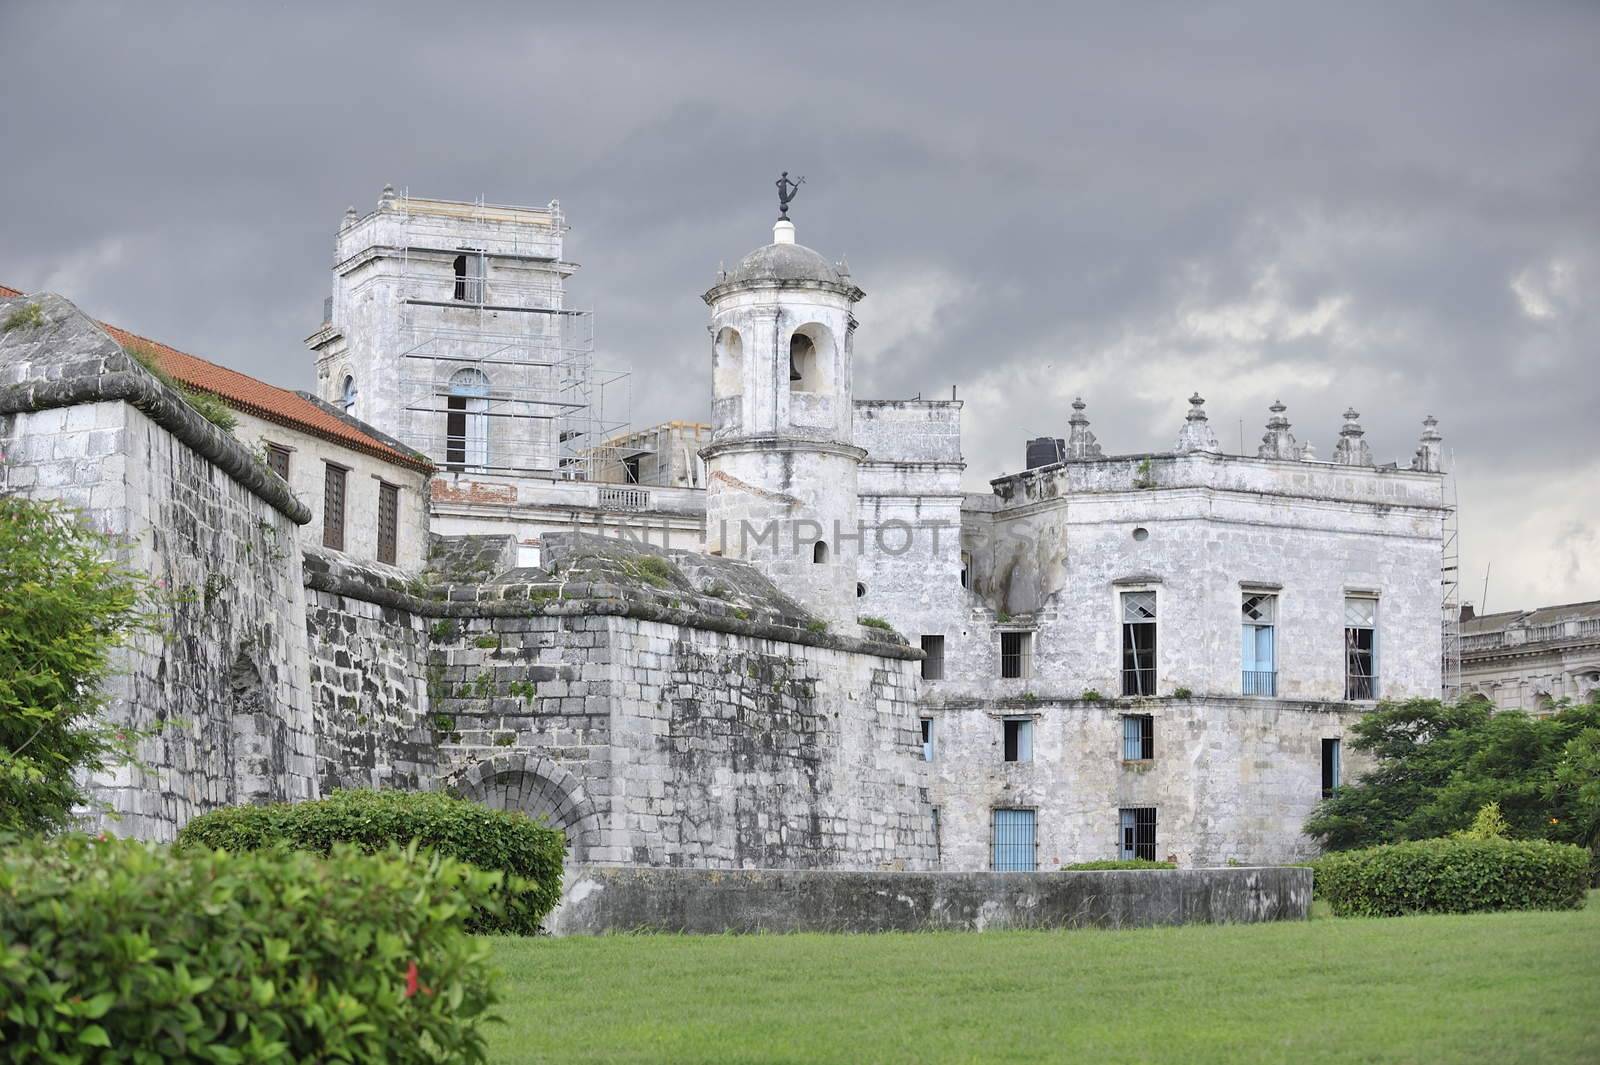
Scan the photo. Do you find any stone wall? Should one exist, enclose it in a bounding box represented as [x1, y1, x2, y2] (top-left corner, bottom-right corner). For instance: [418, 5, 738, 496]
[549, 865, 1311, 934]
[1, 294, 316, 840]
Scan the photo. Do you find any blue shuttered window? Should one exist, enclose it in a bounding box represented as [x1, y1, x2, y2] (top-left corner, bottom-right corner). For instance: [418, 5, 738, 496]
[992, 809, 1037, 871]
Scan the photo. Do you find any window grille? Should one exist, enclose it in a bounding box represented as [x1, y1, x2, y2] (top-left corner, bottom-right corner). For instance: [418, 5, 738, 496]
[377, 482, 399, 565]
[265, 443, 291, 480]
[1119, 807, 1157, 861]
[999, 631, 1032, 679]
[992, 808, 1037, 871]
[1344, 598, 1377, 700]
[920, 718, 934, 762]
[1322, 738, 1342, 797]
[1002, 717, 1033, 762]
[920, 635, 945, 680]
[1242, 593, 1278, 696]
[322, 463, 347, 551]
[1121, 591, 1157, 696]
[1122, 714, 1153, 760]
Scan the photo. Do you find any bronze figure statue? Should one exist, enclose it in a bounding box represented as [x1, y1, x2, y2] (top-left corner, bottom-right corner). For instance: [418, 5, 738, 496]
[776, 171, 805, 219]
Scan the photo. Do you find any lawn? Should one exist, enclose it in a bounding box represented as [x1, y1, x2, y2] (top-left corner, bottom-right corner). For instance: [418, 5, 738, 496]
[486, 892, 1600, 1064]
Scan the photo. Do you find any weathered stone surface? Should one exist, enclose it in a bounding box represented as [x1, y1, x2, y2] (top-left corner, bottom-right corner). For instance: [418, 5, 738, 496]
[548, 865, 1311, 935]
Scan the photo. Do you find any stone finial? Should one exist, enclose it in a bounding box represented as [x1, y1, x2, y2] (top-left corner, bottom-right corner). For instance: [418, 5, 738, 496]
[1174, 392, 1220, 454]
[1410, 414, 1444, 473]
[1064, 397, 1104, 459]
[1301, 438, 1317, 461]
[379, 183, 397, 209]
[1257, 399, 1302, 460]
[836, 255, 851, 278]
[1332, 407, 1374, 467]
[341, 204, 358, 229]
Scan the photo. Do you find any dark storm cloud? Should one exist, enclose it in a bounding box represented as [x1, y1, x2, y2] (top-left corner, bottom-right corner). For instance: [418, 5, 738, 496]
[2, 1, 1596, 609]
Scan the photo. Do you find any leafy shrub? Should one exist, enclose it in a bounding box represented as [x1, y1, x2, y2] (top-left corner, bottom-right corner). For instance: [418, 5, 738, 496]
[1063, 859, 1177, 870]
[1455, 801, 1511, 841]
[0, 834, 501, 1063]
[857, 615, 894, 631]
[0, 496, 158, 835]
[177, 789, 565, 933]
[2, 302, 44, 332]
[1311, 837, 1589, 917]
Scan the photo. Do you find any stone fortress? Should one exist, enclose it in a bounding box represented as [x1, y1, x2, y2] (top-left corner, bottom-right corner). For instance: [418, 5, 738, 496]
[0, 184, 1454, 872]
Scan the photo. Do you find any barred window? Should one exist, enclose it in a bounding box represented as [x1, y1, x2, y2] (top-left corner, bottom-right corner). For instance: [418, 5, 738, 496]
[377, 482, 399, 565]
[999, 631, 1032, 679]
[322, 463, 347, 551]
[1345, 598, 1377, 700]
[992, 808, 1036, 871]
[1121, 590, 1157, 696]
[1242, 593, 1277, 696]
[1122, 713, 1153, 761]
[1119, 807, 1157, 861]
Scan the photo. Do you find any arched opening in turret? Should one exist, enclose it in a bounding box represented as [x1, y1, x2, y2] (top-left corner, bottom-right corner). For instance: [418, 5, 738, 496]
[813, 540, 829, 564]
[340, 374, 357, 413]
[446, 367, 490, 471]
[713, 327, 744, 395]
[788, 325, 832, 393]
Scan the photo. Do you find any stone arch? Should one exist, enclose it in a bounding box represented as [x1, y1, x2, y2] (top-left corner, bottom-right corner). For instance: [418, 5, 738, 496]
[448, 753, 599, 862]
[788, 322, 834, 394]
[713, 326, 743, 395]
[229, 654, 285, 805]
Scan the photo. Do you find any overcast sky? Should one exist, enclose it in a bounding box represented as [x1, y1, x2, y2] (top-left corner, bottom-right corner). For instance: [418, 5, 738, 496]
[2, 2, 1596, 612]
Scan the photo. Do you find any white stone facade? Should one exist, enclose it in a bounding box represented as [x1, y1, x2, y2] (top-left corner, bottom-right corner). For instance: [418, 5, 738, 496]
[1460, 601, 1600, 712]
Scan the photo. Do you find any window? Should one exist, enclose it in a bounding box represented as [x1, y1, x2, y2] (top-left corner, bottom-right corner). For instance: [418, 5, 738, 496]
[340, 375, 357, 413]
[812, 540, 828, 564]
[453, 250, 483, 302]
[992, 808, 1036, 871]
[788, 330, 821, 392]
[931, 807, 942, 862]
[1119, 807, 1157, 861]
[1122, 714, 1153, 761]
[920, 635, 945, 680]
[1002, 717, 1033, 763]
[377, 482, 399, 565]
[1242, 593, 1278, 696]
[999, 631, 1032, 679]
[622, 454, 642, 484]
[1121, 590, 1157, 696]
[322, 463, 347, 551]
[445, 368, 490, 471]
[920, 718, 934, 761]
[1321, 738, 1342, 797]
[264, 443, 291, 480]
[1345, 598, 1377, 700]
[959, 552, 971, 590]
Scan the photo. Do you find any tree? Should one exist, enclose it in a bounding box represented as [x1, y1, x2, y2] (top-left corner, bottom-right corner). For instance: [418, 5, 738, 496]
[1306, 696, 1600, 862]
[0, 495, 155, 835]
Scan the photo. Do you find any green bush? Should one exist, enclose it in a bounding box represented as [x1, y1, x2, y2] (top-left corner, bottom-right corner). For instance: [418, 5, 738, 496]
[1063, 859, 1177, 871]
[177, 789, 565, 934]
[0, 834, 500, 1063]
[0, 496, 158, 835]
[1311, 837, 1589, 917]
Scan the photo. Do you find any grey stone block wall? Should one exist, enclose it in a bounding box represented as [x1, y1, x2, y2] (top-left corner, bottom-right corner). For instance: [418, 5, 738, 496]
[549, 865, 1312, 934]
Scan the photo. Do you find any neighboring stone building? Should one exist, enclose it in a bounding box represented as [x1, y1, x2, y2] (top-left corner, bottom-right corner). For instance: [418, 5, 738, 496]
[1460, 601, 1600, 713]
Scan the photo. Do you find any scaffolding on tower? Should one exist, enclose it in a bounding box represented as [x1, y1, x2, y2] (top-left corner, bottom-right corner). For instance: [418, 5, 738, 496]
[388, 191, 638, 480]
[1440, 452, 1463, 702]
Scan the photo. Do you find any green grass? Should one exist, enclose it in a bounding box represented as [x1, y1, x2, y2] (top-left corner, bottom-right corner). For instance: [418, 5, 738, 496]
[484, 891, 1600, 1064]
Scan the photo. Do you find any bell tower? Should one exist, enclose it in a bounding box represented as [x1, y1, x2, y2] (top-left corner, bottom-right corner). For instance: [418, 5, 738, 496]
[700, 194, 865, 629]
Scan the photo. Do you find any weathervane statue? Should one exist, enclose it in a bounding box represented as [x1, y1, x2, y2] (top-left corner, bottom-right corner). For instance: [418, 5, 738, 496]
[776, 171, 805, 219]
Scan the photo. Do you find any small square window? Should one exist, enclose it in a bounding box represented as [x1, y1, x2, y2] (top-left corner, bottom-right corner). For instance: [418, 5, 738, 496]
[1003, 717, 1033, 763]
[265, 443, 291, 480]
[920, 635, 945, 680]
[1000, 631, 1032, 679]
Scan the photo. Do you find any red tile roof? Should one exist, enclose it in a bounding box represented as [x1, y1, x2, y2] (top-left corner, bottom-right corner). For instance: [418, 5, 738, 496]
[0, 284, 432, 473]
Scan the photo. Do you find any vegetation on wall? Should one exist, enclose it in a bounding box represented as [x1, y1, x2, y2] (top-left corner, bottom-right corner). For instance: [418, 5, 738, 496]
[0, 496, 156, 836]
[1304, 697, 1600, 873]
[124, 340, 238, 433]
[0, 834, 502, 1063]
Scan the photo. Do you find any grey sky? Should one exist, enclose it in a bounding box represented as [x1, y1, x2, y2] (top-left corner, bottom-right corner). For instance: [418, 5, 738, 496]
[2, 1, 1596, 612]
